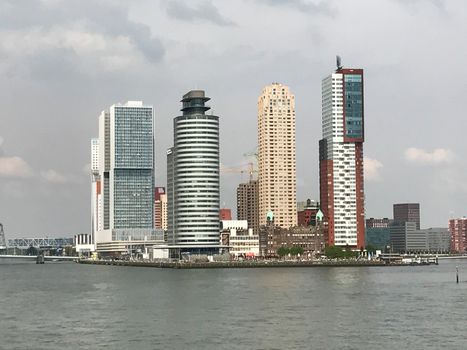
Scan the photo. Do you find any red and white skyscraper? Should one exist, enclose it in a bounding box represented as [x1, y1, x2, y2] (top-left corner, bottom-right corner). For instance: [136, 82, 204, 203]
[319, 58, 365, 249]
[154, 187, 167, 230]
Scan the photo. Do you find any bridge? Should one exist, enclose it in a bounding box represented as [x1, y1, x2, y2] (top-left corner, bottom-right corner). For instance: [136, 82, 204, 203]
[0, 255, 78, 261]
[7, 237, 73, 249]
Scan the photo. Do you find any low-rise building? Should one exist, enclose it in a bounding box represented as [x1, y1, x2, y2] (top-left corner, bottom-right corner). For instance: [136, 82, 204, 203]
[426, 228, 450, 253]
[365, 227, 390, 250]
[74, 233, 95, 255]
[390, 223, 450, 253]
[366, 218, 391, 228]
[259, 212, 326, 258]
[95, 228, 165, 255]
[389, 222, 417, 253]
[221, 220, 259, 257]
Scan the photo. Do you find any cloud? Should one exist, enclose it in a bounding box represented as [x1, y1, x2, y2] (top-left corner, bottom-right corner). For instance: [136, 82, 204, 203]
[431, 167, 467, 194]
[166, 0, 235, 26]
[0, 156, 33, 178]
[40, 169, 68, 184]
[0, 0, 164, 78]
[82, 163, 91, 175]
[364, 157, 383, 182]
[404, 147, 455, 165]
[258, 0, 334, 16]
[393, 0, 447, 13]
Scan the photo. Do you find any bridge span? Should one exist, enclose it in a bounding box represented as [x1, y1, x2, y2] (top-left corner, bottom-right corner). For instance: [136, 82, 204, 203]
[0, 255, 78, 261]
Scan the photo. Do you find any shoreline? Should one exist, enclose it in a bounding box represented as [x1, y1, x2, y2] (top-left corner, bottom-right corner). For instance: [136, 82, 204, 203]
[77, 259, 427, 269]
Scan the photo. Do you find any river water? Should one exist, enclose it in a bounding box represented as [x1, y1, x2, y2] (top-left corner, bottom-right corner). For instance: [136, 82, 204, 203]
[0, 259, 466, 350]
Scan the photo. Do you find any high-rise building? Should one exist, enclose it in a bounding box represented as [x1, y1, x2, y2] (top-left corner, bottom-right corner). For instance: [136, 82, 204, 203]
[258, 83, 297, 229]
[393, 203, 420, 230]
[237, 179, 259, 234]
[319, 60, 365, 249]
[93, 101, 157, 250]
[167, 90, 220, 253]
[449, 217, 467, 252]
[219, 209, 232, 221]
[0, 223, 6, 250]
[91, 138, 102, 238]
[154, 187, 167, 230]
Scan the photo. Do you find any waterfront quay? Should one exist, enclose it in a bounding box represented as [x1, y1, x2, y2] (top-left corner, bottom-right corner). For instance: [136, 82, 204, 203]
[79, 259, 394, 269]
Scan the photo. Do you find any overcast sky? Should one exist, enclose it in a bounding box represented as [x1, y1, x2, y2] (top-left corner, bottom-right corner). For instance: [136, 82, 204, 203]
[0, 0, 466, 238]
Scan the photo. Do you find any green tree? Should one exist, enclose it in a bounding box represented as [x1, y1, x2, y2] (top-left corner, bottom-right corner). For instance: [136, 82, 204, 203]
[289, 246, 304, 256]
[277, 246, 290, 258]
[325, 245, 358, 259]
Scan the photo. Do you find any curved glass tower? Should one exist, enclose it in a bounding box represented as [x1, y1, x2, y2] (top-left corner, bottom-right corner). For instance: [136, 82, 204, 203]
[167, 90, 220, 253]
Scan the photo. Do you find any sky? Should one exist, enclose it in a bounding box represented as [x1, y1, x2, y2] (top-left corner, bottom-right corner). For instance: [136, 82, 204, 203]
[0, 0, 466, 238]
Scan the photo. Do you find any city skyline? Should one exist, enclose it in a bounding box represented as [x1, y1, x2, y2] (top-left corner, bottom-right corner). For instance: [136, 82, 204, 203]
[1, 0, 467, 236]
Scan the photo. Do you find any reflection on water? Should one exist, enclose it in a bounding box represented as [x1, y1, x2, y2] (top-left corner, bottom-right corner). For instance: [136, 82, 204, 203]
[0, 261, 466, 350]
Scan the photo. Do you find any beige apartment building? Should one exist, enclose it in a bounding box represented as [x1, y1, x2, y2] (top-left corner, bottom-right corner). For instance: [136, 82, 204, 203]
[258, 83, 297, 228]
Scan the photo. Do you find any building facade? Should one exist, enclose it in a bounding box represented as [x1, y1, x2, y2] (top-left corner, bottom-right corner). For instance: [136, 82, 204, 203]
[426, 228, 450, 253]
[393, 203, 420, 230]
[366, 218, 391, 228]
[237, 179, 259, 234]
[219, 209, 232, 221]
[297, 199, 319, 227]
[319, 62, 365, 249]
[449, 217, 467, 252]
[167, 90, 220, 253]
[154, 187, 167, 230]
[365, 227, 390, 250]
[90, 138, 102, 239]
[92, 101, 156, 253]
[259, 222, 326, 258]
[220, 220, 259, 257]
[258, 83, 297, 229]
[389, 223, 448, 253]
[389, 222, 417, 253]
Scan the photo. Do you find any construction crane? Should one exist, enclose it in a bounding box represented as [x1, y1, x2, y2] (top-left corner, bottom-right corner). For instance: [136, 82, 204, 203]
[220, 162, 257, 182]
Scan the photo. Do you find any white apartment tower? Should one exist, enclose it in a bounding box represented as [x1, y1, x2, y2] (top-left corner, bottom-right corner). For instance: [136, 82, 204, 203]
[258, 83, 297, 228]
[90, 138, 102, 238]
[319, 60, 365, 249]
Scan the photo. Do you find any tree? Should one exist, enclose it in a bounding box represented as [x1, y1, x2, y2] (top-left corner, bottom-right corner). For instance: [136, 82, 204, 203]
[277, 246, 290, 258]
[324, 245, 357, 259]
[289, 246, 304, 256]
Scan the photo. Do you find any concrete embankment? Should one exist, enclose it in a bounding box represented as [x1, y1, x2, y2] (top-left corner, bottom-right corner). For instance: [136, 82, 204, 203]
[78, 259, 388, 269]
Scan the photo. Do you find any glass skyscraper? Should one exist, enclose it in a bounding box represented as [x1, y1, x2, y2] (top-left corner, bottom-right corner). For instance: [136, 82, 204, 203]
[167, 91, 220, 252]
[93, 101, 155, 239]
[110, 102, 154, 229]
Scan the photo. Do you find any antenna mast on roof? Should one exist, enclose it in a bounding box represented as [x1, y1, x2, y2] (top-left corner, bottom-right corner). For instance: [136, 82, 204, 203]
[336, 55, 343, 70]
